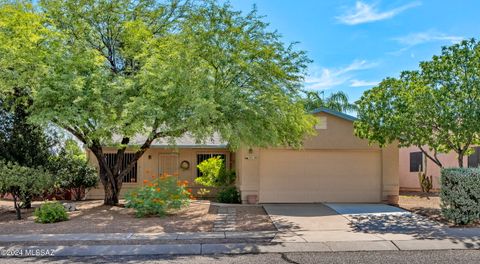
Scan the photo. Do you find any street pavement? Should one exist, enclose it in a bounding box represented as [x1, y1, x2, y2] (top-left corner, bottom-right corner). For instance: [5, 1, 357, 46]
[1, 250, 480, 264]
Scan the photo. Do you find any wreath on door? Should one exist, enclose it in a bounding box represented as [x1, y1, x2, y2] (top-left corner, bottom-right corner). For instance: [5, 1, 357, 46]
[180, 160, 190, 170]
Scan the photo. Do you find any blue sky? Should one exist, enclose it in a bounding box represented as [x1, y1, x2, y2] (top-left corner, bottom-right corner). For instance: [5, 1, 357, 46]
[228, 0, 480, 102]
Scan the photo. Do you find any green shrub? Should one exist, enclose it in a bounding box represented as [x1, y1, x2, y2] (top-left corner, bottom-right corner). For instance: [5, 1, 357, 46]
[196, 157, 240, 203]
[125, 175, 191, 217]
[61, 163, 98, 200]
[49, 156, 98, 200]
[34, 202, 69, 223]
[195, 156, 235, 188]
[0, 161, 54, 220]
[440, 168, 480, 225]
[217, 186, 241, 204]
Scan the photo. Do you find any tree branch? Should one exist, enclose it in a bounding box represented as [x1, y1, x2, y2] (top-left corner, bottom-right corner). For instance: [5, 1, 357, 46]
[112, 137, 130, 177]
[418, 145, 443, 168]
[63, 125, 87, 145]
[117, 127, 187, 180]
[89, 141, 118, 194]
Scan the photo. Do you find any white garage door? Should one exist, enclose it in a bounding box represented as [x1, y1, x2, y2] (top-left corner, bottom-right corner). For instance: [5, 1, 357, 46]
[259, 149, 382, 203]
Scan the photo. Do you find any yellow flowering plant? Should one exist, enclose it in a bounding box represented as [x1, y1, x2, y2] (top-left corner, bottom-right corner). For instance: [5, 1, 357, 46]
[125, 175, 191, 217]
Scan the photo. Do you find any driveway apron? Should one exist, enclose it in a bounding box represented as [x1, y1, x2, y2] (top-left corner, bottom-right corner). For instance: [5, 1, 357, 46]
[324, 203, 450, 240]
[264, 204, 382, 242]
[264, 203, 451, 243]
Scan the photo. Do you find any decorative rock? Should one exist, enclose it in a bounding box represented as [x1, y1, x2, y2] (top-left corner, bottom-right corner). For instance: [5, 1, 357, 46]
[62, 203, 76, 212]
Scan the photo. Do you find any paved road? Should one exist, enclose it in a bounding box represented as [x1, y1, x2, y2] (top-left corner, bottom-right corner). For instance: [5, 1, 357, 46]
[1, 250, 480, 264]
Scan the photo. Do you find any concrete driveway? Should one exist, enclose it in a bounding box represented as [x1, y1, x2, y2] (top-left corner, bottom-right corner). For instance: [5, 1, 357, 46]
[263, 203, 459, 243]
[264, 203, 385, 242]
[263, 204, 350, 232]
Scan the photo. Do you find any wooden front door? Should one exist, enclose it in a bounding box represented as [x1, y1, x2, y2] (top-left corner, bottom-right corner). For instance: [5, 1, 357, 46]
[159, 154, 179, 176]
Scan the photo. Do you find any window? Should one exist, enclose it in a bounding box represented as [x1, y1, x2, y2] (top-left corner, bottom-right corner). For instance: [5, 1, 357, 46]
[409, 152, 423, 172]
[105, 153, 138, 183]
[315, 116, 327, 130]
[197, 153, 226, 177]
[468, 147, 480, 168]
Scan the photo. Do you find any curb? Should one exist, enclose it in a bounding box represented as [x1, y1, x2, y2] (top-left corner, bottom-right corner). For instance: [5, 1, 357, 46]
[0, 231, 277, 243]
[1, 240, 479, 257]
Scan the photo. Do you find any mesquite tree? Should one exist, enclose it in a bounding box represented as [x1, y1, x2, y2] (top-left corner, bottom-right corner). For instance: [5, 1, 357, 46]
[355, 39, 480, 168]
[21, 0, 316, 205]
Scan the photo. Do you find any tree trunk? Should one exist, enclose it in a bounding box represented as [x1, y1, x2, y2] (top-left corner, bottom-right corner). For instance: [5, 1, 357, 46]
[458, 154, 464, 168]
[92, 147, 123, 206]
[89, 132, 162, 206]
[73, 187, 85, 201]
[103, 183, 119, 205]
[13, 195, 21, 220]
[101, 170, 122, 206]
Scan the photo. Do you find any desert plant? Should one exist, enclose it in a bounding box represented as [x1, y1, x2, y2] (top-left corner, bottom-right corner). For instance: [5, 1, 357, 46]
[440, 168, 480, 225]
[418, 172, 433, 193]
[216, 186, 241, 204]
[125, 175, 192, 217]
[418, 160, 433, 193]
[0, 161, 54, 219]
[34, 202, 69, 223]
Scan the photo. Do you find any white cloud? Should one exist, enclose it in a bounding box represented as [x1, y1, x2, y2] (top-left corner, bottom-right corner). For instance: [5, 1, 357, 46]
[389, 31, 464, 55]
[336, 1, 421, 25]
[305, 60, 378, 90]
[393, 32, 464, 46]
[350, 79, 380, 87]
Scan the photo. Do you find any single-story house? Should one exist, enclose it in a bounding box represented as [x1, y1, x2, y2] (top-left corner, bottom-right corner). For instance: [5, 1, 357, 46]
[399, 146, 479, 192]
[86, 108, 399, 203]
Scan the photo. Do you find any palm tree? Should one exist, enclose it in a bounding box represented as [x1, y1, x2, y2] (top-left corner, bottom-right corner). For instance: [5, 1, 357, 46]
[302, 90, 357, 113]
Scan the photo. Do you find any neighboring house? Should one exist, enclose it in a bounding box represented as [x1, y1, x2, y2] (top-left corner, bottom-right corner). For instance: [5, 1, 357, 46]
[399, 146, 479, 192]
[86, 108, 399, 204]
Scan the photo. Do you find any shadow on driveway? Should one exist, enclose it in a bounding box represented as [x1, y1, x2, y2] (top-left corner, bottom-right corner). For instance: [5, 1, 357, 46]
[325, 203, 480, 248]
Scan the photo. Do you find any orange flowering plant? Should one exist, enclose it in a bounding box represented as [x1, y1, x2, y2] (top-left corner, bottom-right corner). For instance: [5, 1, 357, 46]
[125, 175, 191, 217]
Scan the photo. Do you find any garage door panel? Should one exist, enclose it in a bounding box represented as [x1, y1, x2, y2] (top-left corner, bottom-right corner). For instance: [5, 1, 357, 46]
[259, 150, 381, 203]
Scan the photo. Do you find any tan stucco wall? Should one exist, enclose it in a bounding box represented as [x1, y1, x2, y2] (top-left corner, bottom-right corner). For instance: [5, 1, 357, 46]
[303, 113, 378, 150]
[86, 147, 230, 200]
[235, 147, 260, 202]
[382, 143, 399, 198]
[236, 112, 399, 203]
[399, 146, 466, 192]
